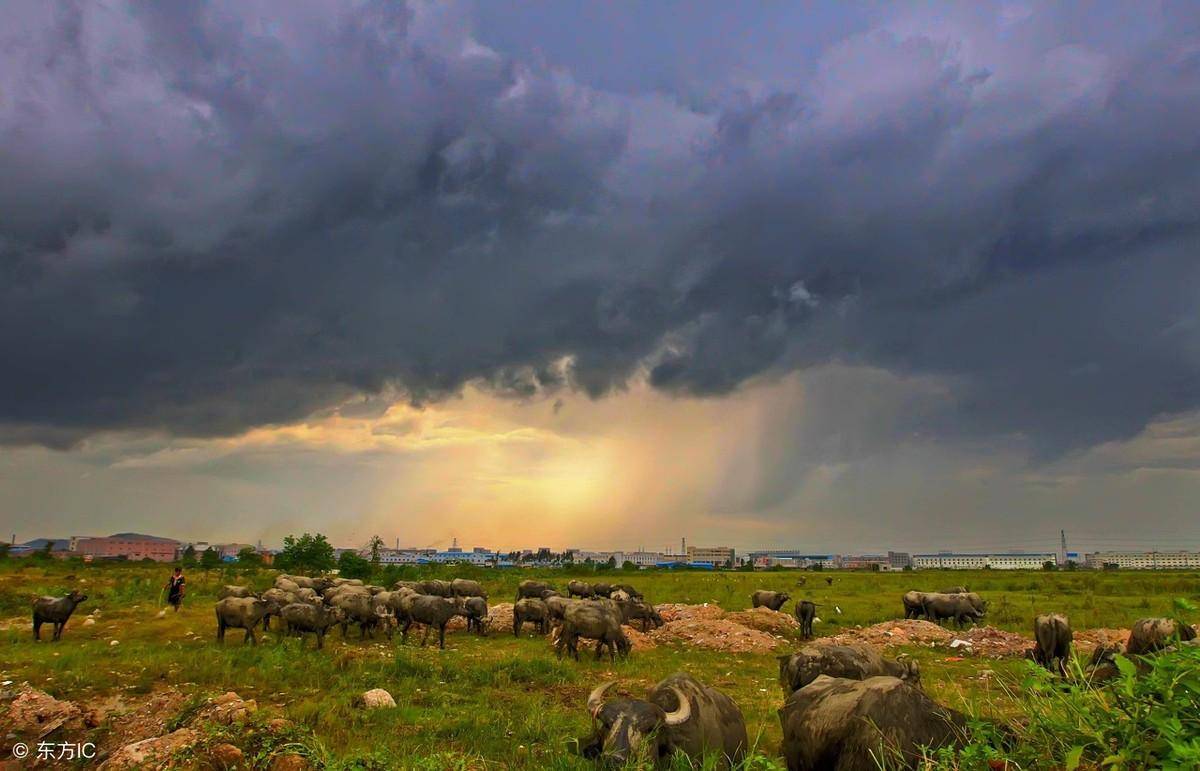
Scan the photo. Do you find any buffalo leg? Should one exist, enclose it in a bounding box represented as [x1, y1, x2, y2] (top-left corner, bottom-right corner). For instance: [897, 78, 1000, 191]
[421, 624, 431, 647]
[33, 619, 42, 641]
[438, 623, 447, 649]
[402, 619, 413, 643]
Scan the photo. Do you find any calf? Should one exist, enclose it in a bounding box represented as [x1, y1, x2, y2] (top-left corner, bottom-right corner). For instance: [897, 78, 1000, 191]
[32, 591, 88, 642]
[464, 596, 489, 635]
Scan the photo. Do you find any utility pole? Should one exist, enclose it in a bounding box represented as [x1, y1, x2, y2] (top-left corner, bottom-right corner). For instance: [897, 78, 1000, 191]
[1060, 530, 1067, 565]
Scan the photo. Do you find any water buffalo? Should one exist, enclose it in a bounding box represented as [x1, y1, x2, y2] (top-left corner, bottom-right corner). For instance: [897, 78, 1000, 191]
[557, 601, 629, 662]
[751, 590, 790, 611]
[544, 595, 580, 626]
[1033, 613, 1072, 674]
[451, 578, 487, 599]
[464, 597, 489, 635]
[215, 597, 278, 645]
[32, 591, 88, 641]
[616, 599, 664, 632]
[794, 600, 816, 640]
[590, 582, 614, 598]
[921, 593, 984, 628]
[329, 591, 390, 639]
[939, 585, 969, 594]
[779, 676, 966, 770]
[515, 580, 557, 602]
[568, 580, 596, 598]
[513, 598, 551, 636]
[402, 595, 468, 649]
[218, 585, 253, 600]
[280, 602, 343, 649]
[1126, 617, 1197, 655]
[580, 673, 748, 767]
[415, 579, 454, 597]
[274, 577, 301, 593]
[778, 644, 919, 695]
[901, 591, 930, 620]
[613, 583, 644, 600]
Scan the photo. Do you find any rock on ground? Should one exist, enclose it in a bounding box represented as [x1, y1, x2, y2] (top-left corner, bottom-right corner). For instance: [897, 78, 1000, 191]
[269, 753, 313, 771]
[355, 689, 396, 709]
[99, 728, 198, 770]
[3, 685, 93, 737]
[208, 742, 244, 770]
[198, 692, 257, 725]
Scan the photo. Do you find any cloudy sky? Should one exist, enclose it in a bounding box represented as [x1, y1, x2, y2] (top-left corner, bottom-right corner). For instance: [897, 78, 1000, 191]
[3, 1, 1199, 554]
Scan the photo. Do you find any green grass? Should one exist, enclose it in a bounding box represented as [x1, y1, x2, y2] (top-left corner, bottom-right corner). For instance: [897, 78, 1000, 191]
[2, 561, 1198, 768]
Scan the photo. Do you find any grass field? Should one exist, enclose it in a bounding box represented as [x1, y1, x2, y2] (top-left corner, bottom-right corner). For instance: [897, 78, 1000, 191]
[2, 561, 1199, 769]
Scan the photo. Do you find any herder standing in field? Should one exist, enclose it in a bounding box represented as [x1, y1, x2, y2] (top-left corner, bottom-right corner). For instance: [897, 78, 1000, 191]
[166, 567, 186, 612]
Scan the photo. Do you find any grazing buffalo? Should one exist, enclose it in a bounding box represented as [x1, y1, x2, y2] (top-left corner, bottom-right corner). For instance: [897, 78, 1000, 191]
[515, 580, 557, 602]
[921, 593, 984, 628]
[280, 602, 343, 649]
[402, 595, 467, 649]
[327, 591, 389, 639]
[613, 583, 644, 600]
[450, 578, 486, 599]
[1033, 614, 1072, 674]
[568, 580, 596, 598]
[557, 601, 629, 662]
[32, 591, 88, 642]
[1126, 617, 1197, 655]
[901, 591, 930, 619]
[581, 673, 748, 768]
[590, 582, 614, 598]
[215, 597, 278, 645]
[779, 676, 966, 771]
[415, 579, 453, 597]
[939, 585, 969, 595]
[513, 598, 551, 636]
[778, 644, 919, 695]
[751, 591, 790, 611]
[794, 600, 816, 640]
[544, 595, 578, 626]
[824, 578, 833, 586]
[464, 597, 489, 635]
[616, 600, 664, 632]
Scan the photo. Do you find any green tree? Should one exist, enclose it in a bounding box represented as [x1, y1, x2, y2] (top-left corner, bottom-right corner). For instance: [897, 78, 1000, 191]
[236, 546, 262, 566]
[621, 561, 638, 571]
[338, 550, 372, 580]
[200, 547, 221, 569]
[276, 533, 336, 574]
[367, 535, 385, 566]
[606, 556, 617, 570]
[181, 544, 197, 566]
[0, 543, 9, 560]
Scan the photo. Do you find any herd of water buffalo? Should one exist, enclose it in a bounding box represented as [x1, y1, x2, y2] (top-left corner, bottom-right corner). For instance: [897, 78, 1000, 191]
[28, 577, 1199, 768]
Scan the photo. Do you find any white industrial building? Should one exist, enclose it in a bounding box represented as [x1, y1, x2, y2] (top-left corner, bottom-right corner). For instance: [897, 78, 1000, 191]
[1084, 551, 1200, 570]
[913, 552, 1057, 570]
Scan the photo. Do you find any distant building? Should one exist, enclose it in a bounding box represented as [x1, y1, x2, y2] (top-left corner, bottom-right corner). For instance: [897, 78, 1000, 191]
[432, 549, 497, 565]
[613, 551, 666, 568]
[77, 533, 180, 562]
[888, 551, 913, 569]
[841, 554, 890, 570]
[1084, 550, 1200, 570]
[747, 551, 838, 569]
[912, 552, 1056, 570]
[686, 545, 735, 566]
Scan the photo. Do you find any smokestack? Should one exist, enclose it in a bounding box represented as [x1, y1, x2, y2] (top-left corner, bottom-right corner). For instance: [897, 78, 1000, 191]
[681, 537, 686, 557]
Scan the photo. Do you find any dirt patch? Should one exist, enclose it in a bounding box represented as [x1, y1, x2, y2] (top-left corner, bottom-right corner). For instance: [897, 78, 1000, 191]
[485, 602, 515, 634]
[823, 620, 955, 648]
[726, 607, 800, 635]
[1074, 628, 1129, 653]
[654, 603, 725, 623]
[650, 618, 784, 654]
[1, 684, 95, 739]
[98, 728, 198, 770]
[94, 688, 188, 754]
[959, 626, 1034, 658]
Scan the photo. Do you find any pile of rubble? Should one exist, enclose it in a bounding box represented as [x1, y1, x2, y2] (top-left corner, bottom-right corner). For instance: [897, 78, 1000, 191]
[1074, 628, 1129, 653]
[649, 618, 784, 654]
[959, 626, 1035, 658]
[485, 602, 515, 634]
[823, 620, 956, 648]
[726, 607, 802, 635]
[2, 684, 97, 739]
[655, 603, 727, 623]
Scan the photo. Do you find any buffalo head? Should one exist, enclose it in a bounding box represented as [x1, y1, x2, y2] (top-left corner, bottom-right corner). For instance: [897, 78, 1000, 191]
[580, 681, 691, 766]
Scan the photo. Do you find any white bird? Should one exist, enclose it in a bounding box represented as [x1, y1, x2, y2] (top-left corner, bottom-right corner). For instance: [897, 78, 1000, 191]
[835, 605, 842, 614]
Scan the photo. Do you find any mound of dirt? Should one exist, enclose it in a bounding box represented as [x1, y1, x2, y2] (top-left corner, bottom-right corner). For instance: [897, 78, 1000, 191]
[654, 603, 726, 623]
[1074, 628, 1129, 653]
[650, 618, 783, 653]
[960, 626, 1034, 658]
[99, 728, 199, 770]
[486, 602, 515, 634]
[824, 619, 955, 648]
[726, 607, 801, 635]
[2, 685, 95, 738]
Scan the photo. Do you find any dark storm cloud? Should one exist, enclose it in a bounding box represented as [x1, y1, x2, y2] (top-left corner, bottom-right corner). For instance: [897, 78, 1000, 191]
[1, 1, 1198, 454]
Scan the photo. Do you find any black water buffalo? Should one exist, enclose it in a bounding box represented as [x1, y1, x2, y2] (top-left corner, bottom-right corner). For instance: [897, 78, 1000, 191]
[1033, 613, 1072, 674]
[513, 598, 551, 636]
[464, 597, 489, 635]
[450, 578, 487, 599]
[779, 676, 966, 771]
[280, 602, 343, 649]
[794, 600, 816, 639]
[215, 596, 279, 645]
[921, 593, 984, 628]
[581, 673, 748, 768]
[778, 644, 919, 695]
[568, 580, 596, 598]
[515, 580, 557, 602]
[32, 591, 88, 641]
[557, 601, 629, 662]
[415, 579, 454, 597]
[616, 599, 664, 632]
[613, 583, 643, 600]
[402, 595, 467, 649]
[751, 590, 790, 611]
[1126, 617, 1197, 655]
[591, 582, 614, 598]
[329, 591, 390, 639]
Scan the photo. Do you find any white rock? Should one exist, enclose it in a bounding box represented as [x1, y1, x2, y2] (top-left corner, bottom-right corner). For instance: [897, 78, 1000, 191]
[109, 639, 120, 646]
[357, 688, 396, 709]
[949, 639, 972, 649]
[156, 610, 167, 619]
[83, 618, 96, 626]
